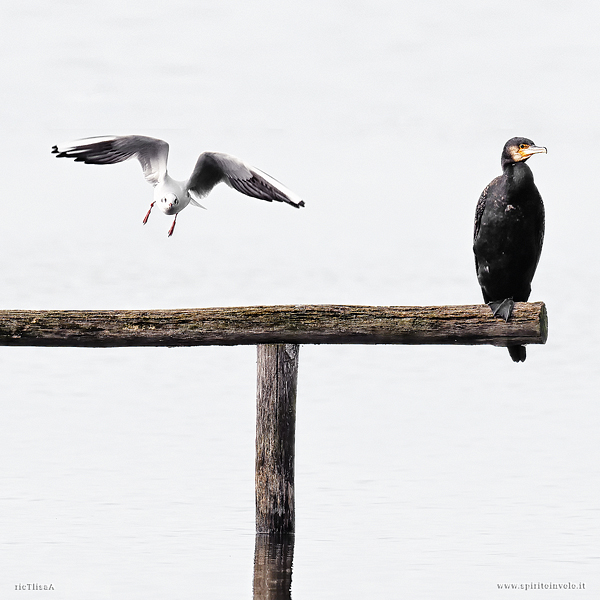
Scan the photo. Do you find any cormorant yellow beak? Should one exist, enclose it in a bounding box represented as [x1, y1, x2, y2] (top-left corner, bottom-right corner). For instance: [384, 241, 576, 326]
[519, 145, 547, 158]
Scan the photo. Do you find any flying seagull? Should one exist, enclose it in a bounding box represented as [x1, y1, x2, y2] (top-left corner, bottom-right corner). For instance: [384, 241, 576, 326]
[52, 135, 305, 236]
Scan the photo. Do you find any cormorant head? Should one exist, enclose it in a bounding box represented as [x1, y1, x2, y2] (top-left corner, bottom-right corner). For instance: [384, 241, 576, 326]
[502, 137, 547, 168]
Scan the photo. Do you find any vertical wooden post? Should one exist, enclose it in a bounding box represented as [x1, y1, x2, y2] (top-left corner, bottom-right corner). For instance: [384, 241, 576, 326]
[255, 344, 299, 534]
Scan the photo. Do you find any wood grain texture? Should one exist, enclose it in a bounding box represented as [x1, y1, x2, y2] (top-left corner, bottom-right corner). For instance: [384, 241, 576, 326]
[0, 303, 547, 347]
[256, 344, 298, 534]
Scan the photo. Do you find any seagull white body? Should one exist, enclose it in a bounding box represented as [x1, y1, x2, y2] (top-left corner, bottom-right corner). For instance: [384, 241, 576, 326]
[52, 135, 304, 236]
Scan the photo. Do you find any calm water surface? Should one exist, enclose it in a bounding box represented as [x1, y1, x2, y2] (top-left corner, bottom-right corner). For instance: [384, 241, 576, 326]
[1, 1, 599, 598]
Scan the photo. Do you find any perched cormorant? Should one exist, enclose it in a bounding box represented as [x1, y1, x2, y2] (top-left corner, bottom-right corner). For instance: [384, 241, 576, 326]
[52, 135, 304, 236]
[473, 137, 546, 362]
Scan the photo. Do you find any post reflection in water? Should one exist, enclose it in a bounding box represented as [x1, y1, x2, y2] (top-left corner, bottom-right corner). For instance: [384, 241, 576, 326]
[253, 534, 295, 600]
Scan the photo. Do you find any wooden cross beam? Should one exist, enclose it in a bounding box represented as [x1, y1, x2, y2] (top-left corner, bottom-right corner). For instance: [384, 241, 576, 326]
[0, 302, 548, 535]
[0, 303, 547, 347]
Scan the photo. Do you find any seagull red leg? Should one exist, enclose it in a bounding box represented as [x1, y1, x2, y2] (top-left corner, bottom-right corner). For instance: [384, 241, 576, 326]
[142, 201, 156, 225]
[167, 214, 178, 237]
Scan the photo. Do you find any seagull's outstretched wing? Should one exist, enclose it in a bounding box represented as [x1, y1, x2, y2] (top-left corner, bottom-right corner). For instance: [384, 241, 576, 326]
[52, 135, 169, 186]
[186, 152, 304, 208]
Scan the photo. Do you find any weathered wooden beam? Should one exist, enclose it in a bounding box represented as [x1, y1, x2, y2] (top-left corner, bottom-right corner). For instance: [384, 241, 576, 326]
[0, 303, 547, 347]
[256, 344, 298, 535]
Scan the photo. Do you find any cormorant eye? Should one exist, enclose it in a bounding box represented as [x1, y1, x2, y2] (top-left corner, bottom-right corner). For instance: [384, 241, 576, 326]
[519, 143, 528, 149]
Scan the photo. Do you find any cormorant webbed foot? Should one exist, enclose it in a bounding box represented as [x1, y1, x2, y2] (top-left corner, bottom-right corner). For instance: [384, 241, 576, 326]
[488, 298, 515, 322]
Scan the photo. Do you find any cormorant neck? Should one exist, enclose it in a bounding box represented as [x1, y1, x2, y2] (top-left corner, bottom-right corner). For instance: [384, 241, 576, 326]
[503, 161, 534, 190]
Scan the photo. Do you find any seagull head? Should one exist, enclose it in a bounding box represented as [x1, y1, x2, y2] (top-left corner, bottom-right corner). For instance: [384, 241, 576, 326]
[159, 193, 180, 215]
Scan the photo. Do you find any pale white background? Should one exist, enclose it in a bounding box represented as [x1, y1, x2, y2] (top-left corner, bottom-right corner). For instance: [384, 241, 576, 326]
[0, 1, 598, 598]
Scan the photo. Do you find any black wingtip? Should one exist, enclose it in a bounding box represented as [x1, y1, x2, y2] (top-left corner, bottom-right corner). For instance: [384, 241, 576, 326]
[51, 145, 71, 159]
[297, 200, 305, 208]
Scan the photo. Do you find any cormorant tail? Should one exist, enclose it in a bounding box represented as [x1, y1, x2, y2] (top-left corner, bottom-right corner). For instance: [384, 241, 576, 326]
[508, 345, 526, 363]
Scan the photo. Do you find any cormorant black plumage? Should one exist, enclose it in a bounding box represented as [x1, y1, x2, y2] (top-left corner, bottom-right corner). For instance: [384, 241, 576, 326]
[473, 137, 546, 363]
